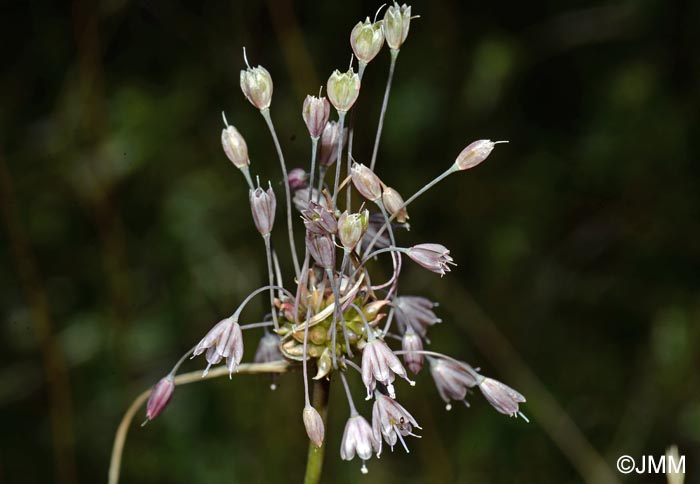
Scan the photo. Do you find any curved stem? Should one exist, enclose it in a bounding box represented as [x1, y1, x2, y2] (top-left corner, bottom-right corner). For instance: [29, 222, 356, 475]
[260, 108, 301, 277]
[233, 284, 295, 321]
[364, 165, 456, 256]
[303, 377, 331, 484]
[370, 48, 399, 172]
[108, 361, 290, 484]
[339, 370, 358, 416]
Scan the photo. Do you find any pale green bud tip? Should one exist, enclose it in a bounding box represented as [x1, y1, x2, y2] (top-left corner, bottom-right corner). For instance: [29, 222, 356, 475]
[326, 68, 361, 113]
[384, 2, 412, 50]
[454, 139, 507, 171]
[240, 63, 273, 110]
[351, 17, 385, 65]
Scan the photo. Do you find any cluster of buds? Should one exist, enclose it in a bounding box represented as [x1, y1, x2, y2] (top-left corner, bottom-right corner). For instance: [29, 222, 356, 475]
[141, 2, 524, 479]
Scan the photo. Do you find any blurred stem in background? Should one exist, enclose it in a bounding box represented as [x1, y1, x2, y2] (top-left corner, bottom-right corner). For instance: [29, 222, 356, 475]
[0, 153, 76, 484]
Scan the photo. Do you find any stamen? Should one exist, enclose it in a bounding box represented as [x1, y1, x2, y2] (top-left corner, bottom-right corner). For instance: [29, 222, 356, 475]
[242, 46, 251, 68]
[395, 427, 410, 453]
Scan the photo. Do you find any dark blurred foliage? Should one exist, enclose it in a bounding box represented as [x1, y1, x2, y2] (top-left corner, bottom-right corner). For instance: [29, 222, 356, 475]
[1, 0, 699, 483]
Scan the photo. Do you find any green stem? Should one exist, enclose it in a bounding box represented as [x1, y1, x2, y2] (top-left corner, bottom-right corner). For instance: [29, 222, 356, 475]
[303, 377, 331, 484]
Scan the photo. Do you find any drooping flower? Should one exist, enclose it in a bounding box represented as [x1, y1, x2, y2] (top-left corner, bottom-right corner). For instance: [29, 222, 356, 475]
[193, 317, 244, 376]
[340, 414, 381, 474]
[406, 243, 455, 276]
[361, 338, 413, 399]
[371, 392, 421, 454]
[477, 376, 527, 420]
[303, 405, 325, 447]
[393, 295, 441, 337]
[429, 358, 478, 410]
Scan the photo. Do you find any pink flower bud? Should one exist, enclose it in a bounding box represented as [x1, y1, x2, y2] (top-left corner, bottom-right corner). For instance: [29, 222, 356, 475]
[384, 2, 412, 50]
[240, 64, 273, 111]
[249, 183, 277, 236]
[351, 162, 383, 201]
[306, 232, 335, 270]
[145, 375, 175, 421]
[351, 18, 384, 65]
[454, 139, 505, 171]
[302, 95, 331, 139]
[318, 121, 347, 167]
[406, 243, 455, 276]
[288, 168, 308, 190]
[327, 68, 361, 113]
[401, 328, 423, 374]
[381, 186, 408, 223]
[221, 125, 250, 169]
[429, 358, 478, 410]
[303, 405, 325, 447]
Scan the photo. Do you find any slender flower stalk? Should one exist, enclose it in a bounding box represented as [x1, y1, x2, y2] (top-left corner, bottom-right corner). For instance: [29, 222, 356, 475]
[331, 112, 346, 206]
[261, 109, 301, 277]
[370, 48, 399, 171]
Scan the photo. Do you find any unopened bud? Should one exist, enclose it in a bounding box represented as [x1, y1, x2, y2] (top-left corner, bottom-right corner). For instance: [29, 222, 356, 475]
[303, 405, 325, 447]
[240, 58, 273, 110]
[221, 124, 250, 169]
[338, 209, 369, 251]
[381, 187, 408, 223]
[351, 162, 383, 201]
[249, 182, 277, 236]
[351, 18, 384, 65]
[145, 375, 175, 421]
[288, 168, 308, 190]
[319, 121, 348, 167]
[326, 68, 361, 113]
[454, 140, 505, 171]
[384, 3, 412, 50]
[306, 232, 335, 269]
[302, 95, 331, 139]
[401, 328, 424, 374]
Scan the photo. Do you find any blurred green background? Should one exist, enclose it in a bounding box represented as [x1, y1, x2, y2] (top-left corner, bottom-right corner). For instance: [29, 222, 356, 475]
[1, 0, 699, 483]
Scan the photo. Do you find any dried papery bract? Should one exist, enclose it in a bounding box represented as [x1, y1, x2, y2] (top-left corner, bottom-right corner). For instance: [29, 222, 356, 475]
[327, 68, 361, 113]
[144, 375, 175, 422]
[303, 95, 331, 139]
[384, 2, 412, 50]
[303, 406, 326, 447]
[351, 18, 385, 66]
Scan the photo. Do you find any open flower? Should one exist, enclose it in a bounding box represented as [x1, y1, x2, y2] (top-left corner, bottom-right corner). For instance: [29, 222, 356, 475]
[429, 358, 478, 410]
[340, 415, 381, 474]
[193, 317, 244, 377]
[371, 392, 421, 454]
[406, 243, 455, 276]
[302, 201, 337, 235]
[361, 338, 413, 399]
[477, 377, 527, 420]
[393, 295, 441, 337]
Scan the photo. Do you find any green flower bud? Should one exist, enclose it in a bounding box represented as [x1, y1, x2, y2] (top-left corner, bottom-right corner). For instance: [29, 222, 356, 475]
[338, 209, 369, 252]
[351, 18, 384, 65]
[240, 64, 273, 110]
[384, 2, 412, 50]
[326, 68, 361, 113]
